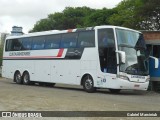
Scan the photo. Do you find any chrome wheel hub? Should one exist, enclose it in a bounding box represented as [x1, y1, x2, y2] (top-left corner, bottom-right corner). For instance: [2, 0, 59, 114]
[23, 74, 29, 83]
[85, 79, 93, 89]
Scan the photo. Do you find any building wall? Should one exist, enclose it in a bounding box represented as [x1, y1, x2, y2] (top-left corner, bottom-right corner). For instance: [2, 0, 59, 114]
[11, 26, 23, 36]
[142, 31, 160, 91]
[142, 31, 160, 44]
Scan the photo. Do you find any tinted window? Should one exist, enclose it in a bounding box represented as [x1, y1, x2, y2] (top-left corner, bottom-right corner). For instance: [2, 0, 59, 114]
[98, 28, 115, 47]
[6, 39, 22, 51]
[61, 33, 78, 48]
[21, 38, 32, 50]
[45, 35, 60, 49]
[32, 36, 45, 50]
[5, 40, 11, 51]
[98, 28, 116, 74]
[153, 45, 160, 58]
[146, 44, 153, 56]
[78, 31, 95, 47]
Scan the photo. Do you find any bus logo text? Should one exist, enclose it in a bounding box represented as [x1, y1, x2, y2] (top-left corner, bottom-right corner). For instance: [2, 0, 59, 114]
[9, 52, 30, 56]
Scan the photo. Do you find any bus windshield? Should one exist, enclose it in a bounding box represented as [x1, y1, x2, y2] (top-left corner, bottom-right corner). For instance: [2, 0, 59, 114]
[116, 29, 149, 76]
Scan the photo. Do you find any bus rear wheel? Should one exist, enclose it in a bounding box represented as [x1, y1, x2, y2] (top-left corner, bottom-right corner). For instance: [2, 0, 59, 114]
[22, 72, 31, 85]
[14, 71, 22, 84]
[83, 75, 96, 93]
[109, 89, 121, 94]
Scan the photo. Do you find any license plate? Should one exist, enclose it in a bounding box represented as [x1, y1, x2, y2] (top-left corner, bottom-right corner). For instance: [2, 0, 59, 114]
[134, 84, 140, 87]
[131, 75, 145, 79]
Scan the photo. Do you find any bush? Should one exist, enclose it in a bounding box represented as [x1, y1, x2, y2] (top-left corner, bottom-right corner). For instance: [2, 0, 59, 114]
[0, 46, 3, 66]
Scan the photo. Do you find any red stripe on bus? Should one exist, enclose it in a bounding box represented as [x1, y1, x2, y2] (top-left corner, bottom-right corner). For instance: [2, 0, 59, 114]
[56, 49, 64, 57]
[3, 56, 58, 59]
[67, 29, 73, 32]
[3, 56, 56, 59]
[3, 49, 64, 59]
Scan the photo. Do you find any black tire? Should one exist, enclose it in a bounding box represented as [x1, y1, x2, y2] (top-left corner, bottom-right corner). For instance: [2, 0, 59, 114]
[109, 89, 121, 94]
[83, 75, 96, 93]
[14, 71, 22, 84]
[22, 72, 31, 85]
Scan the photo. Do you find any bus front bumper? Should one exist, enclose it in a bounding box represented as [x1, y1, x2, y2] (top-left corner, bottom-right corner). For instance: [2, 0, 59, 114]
[107, 78, 149, 90]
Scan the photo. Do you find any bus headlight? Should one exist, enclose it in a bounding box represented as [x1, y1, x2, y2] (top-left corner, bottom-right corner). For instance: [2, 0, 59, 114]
[117, 75, 129, 81]
[146, 78, 150, 82]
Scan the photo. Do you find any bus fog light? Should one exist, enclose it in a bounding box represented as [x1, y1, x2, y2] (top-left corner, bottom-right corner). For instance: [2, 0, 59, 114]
[117, 75, 129, 81]
[146, 78, 150, 82]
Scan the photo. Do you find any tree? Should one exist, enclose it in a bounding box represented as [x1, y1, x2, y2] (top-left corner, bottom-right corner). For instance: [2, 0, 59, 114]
[136, 0, 160, 30]
[62, 7, 95, 28]
[30, 18, 51, 32]
[30, 7, 94, 32]
[84, 8, 116, 27]
[30, 12, 64, 32]
[109, 0, 143, 29]
[30, 1, 160, 32]
[109, 0, 160, 30]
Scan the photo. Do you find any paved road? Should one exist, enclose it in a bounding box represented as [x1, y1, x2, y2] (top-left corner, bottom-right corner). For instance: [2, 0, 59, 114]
[0, 78, 160, 119]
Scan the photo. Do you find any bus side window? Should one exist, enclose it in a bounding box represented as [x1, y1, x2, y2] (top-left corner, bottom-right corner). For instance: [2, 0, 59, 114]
[21, 38, 32, 50]
[44, 35, 60, 49]
[5, 40, 11, 51]
[11, 39, 22, 51]
[78, 31, 95, 48]
[61, 33, 78, 48]
[32, 37, 45, 50]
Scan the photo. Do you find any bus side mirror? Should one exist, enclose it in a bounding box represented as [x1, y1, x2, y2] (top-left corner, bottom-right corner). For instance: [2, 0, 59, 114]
[149, 56, 159, 68]
[116, 51, 126, 64]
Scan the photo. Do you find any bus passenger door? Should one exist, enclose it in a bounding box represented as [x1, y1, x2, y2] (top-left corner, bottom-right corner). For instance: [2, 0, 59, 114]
[97, 28, 117, 87]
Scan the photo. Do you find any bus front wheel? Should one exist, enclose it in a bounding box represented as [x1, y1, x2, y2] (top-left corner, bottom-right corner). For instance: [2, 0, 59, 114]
[22, 72, 31, 85]
[14, 71, 22, 84]
[83, 75, 96, 93]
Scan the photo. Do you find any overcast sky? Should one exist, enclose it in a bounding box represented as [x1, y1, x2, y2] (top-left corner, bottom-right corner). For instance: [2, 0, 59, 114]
[0, 0, 122, 33]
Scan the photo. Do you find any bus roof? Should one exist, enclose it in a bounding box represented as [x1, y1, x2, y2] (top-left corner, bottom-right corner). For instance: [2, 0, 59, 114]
[6, 25, 141, 39]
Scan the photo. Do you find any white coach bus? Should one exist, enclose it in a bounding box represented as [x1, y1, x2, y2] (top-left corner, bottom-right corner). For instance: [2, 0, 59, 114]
[2, 25, 154, 93]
